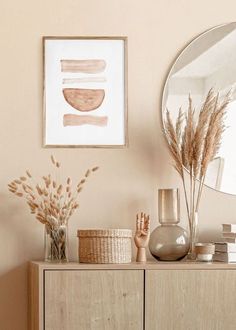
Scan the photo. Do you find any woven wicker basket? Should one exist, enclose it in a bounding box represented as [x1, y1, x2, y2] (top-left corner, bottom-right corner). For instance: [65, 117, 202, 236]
[77, 229, 132, 264]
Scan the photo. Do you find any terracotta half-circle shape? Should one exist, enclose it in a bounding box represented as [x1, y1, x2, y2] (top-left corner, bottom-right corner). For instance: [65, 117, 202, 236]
[63, 88, 105, 112]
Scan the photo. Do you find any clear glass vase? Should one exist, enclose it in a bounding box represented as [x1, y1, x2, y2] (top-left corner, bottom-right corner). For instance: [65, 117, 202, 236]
[188, 212, 199, 260]
[44, 223, 69, 262]
[149, 189, 189, 261]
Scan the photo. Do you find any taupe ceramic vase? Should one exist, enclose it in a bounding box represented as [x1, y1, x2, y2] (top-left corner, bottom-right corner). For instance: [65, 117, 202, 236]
[149, 189, 189, 261]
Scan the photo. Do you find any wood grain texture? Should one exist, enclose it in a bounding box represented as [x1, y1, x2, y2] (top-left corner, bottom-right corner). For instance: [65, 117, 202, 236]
[45, 270, 143, 330]
[29, 263, 43, 330]
[146, 270, 236, 330]
[30, 260, 236, 270]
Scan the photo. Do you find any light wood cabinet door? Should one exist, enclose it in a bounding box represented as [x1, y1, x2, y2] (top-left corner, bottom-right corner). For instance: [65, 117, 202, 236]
[44, 270, 143, 330]
[146, 270, 236, 330]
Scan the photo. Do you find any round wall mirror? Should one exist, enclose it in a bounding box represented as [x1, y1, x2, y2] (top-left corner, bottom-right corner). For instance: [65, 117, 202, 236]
[162, 22, 236, 195]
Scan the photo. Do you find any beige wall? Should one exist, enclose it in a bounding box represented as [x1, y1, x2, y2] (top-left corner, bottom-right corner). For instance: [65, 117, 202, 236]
[1, 0, 236, 328]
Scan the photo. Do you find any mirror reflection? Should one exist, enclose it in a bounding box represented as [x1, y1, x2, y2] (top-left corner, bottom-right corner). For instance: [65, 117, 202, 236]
[163, 22, 236, 195]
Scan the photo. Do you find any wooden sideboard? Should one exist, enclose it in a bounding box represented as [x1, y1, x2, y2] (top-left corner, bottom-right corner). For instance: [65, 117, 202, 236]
[29, 261, 236, 330]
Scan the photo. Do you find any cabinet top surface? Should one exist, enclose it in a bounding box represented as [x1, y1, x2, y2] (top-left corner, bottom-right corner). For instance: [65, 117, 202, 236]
[30, 260, 236, 270]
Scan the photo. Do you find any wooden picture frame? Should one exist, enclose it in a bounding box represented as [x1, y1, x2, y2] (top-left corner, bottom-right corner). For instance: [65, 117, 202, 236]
[43, 36, 128, 148]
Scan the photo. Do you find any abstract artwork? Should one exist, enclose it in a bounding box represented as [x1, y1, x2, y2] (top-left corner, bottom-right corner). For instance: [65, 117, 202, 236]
[43, 37, 127, 147]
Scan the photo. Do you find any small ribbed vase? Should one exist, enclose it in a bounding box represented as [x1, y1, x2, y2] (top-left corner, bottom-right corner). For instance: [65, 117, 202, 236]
[149, 189, 189, 261]
[44, 223, 69, 262]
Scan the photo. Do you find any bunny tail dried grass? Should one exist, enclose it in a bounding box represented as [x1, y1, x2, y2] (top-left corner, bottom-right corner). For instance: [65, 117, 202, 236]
[165, 110, 183, 177]
[8, 156, 99, 227]
[51, 155, 56, 165]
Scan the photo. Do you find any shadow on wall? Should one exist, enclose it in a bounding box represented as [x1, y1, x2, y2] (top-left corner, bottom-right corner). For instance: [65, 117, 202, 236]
[200, 229, 221, 243]
[0, 263, 29, 330]
[0, 193, 43, 330]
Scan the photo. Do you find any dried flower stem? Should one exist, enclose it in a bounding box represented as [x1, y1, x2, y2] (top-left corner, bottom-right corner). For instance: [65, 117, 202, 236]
[8, 156, 99, 230]
[164, 88, 231, 245]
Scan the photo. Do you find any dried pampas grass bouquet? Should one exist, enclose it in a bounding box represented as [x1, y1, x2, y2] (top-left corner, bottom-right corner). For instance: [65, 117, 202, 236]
[164, 88, 232, 256]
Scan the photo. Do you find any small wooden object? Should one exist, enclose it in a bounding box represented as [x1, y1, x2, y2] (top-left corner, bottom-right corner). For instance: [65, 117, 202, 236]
[134, 212, 150, 262]
[195, 243, 215, 262]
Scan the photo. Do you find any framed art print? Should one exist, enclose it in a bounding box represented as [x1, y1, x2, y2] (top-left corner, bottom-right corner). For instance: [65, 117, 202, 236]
[43, 36, 127, 147]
